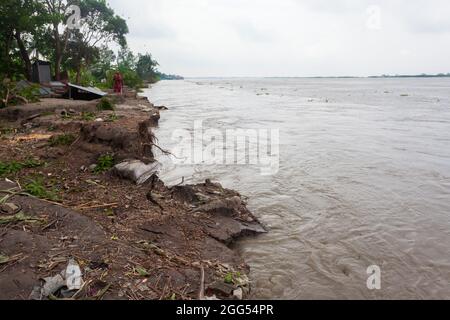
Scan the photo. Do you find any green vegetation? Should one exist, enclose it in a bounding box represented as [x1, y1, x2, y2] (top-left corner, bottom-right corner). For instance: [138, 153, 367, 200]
[0, 0, 179, 104]
[24, 177, 59, 201]
[0, 159, 43, 177]
[134, 266, 150, 277]
[48, 134, 76, 147]
[94, 154, 115, 173]
[21, 158, 43, 168]
[97, 97, 115, 111]
[0, 127, 16, 135]
[106, 113, 120, 122]
[0, 161, 22, 176]
[1, 78, 40, 108]
[224, 271, 243, 285]
[81, 112, 96, 121]
[135, 53, 160, 84]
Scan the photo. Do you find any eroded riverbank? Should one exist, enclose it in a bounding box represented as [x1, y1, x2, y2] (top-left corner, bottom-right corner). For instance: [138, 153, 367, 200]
[0, 91, 265, 300]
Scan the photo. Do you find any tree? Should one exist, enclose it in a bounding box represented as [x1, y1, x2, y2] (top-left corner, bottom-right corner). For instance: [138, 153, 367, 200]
[15, 1, 49, 80]
[38, 0, 127, 82]
[39, 0, 73, 80]
[0, 0, 48, 80]
[136, 53, 159, 83]
[0, 1, 17, 76]
[67, 0, 128, 83]
[64, 32, 99, 84]
[90, 46, 116, 81]
[117, 47, 136, 71]
[0, 0, 165, 89]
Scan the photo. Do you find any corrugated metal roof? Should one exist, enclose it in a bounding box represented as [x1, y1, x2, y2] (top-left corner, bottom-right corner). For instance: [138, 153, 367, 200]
[68, 83, 107, 97]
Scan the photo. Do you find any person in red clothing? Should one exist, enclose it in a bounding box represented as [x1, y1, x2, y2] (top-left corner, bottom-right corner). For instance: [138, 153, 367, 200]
[113, 71, 123, 94]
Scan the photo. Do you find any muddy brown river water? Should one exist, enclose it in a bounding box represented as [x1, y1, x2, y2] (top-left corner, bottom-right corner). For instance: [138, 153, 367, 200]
[145, 78, 450, 299]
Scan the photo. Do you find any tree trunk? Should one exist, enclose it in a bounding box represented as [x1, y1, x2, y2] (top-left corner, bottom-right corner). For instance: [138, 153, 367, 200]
[76, 65, 82, 84]
[53, 26, 61, 80]
[14, 31, 32, 81]
[4, 31, 14, 77]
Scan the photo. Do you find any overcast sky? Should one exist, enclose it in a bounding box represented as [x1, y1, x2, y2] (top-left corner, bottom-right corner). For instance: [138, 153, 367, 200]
[108, 0, 450, 77]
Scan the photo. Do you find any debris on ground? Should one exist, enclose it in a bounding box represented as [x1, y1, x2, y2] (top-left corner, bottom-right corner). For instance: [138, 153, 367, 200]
[0, 91, 265, 300]
[29, 258, 85, 300]
[114, 160, 160, 185]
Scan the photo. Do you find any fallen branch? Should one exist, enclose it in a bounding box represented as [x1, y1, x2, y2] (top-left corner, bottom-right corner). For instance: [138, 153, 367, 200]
[14, 95, 28, 104]
[0, 212, 45, 225]
[143, 143, 181, 159]
[0, 188, 67, 208]
[75, 202, 119, 210]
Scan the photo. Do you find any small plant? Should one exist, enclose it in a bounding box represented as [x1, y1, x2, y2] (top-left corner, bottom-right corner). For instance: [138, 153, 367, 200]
[224, 271, 242, 285]
[0, 159, 43, 177]
[81, 112, 96, 121]
[224, 272, 234, 284]
[94, 154, 115, 173]
[49, 134, 76, 147]
[24, 178, 59, 201]
[105, 208, 115, 217]
[106, 113, 119, 122]
[0, 161, 22, 176]
[61, 114, 74, 121]
[134, 266, 150, 277]
[21, 159, 43, 169]
[168, 293, 176, 300]
[97, 97, 115, 111]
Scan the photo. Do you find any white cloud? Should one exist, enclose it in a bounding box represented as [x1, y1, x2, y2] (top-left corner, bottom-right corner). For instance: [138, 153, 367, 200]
[108, 0, 450, 77]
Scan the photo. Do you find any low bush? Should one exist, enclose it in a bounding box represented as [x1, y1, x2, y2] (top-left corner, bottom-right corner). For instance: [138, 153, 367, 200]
[97, 97, 115, 111]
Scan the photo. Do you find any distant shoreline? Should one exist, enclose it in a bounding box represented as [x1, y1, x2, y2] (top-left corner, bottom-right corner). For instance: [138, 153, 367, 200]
[181, 74, 450, 80]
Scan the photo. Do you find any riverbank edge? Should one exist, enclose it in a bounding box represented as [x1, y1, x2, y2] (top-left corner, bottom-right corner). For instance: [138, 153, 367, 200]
[0, 90, 266, 300]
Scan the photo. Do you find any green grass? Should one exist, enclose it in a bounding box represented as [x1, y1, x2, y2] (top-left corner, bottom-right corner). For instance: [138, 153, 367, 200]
[0, 128, 16, 135]
[106, 113, 120, 122]
[81, 112, 96, 121]
[21, 159, 42, 168]
[49, 134, 76, 147]
[94, 154, 115, 173]
[0, 159, 43, 177]
[24, 178, 59, 201]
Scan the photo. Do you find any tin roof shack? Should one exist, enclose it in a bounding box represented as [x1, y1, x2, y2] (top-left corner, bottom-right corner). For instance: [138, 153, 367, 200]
[66, 83, 107, 101]
[32, 60, 52, 84]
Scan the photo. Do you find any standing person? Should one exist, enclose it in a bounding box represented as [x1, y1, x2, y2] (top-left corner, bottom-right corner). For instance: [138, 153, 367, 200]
[113, 71, 123, 94]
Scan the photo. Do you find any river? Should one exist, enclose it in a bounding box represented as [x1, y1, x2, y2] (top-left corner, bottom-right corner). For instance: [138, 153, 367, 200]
[144, 78, 450, 300]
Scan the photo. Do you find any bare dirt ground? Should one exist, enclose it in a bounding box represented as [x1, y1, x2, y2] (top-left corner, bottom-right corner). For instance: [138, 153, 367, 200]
[0, 93, 265, 300]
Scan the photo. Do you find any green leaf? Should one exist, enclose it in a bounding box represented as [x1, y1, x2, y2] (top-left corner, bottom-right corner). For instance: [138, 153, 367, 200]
[135, 267, 149, 277]
[224, 272, 234, 284]
[0, 254, 10, 264]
